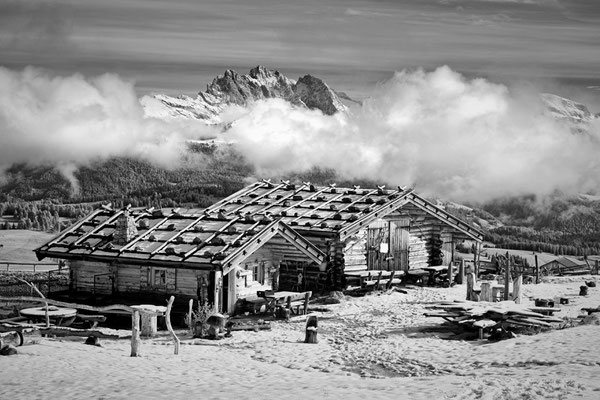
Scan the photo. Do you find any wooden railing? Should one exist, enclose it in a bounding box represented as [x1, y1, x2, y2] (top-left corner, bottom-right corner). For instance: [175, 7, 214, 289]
[0, 262, 63, 273]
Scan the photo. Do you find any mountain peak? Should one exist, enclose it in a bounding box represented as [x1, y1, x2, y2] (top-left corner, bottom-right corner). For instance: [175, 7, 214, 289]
[144, 67, 348, 122]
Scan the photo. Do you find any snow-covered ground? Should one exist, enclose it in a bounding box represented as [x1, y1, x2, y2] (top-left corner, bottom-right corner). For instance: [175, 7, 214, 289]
[2, 277, 599, 400]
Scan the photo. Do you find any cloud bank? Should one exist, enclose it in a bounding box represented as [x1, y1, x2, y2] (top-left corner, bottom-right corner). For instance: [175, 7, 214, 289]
[1, 65, 599, 203]
[0, 66, 214, 171]
[226, 66, 600, 202]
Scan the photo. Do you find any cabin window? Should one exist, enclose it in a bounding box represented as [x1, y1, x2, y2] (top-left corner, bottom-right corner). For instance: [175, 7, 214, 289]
[152, 268, 167, 288]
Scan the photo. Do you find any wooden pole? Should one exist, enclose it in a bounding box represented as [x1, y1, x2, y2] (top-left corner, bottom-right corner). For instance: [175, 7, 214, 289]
[535, 254, 540, 284]
[130, 310, 140, 357]
[446, 259, 453, 285]
[466, 272, 476, 301]
[457, 259, 465, 284]
[595, 260, 599, 275]
[504, 253, 511, 301]
[512, 275, 522, 304]
[165, 296, 180, 355]
[187, 299, 194, 335]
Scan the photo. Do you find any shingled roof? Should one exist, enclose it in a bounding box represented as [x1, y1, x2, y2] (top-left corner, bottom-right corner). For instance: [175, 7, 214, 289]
[35, 180, 483, 270]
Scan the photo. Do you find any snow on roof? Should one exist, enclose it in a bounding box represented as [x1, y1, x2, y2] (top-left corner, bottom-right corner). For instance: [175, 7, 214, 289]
[35, 180, 483, 267]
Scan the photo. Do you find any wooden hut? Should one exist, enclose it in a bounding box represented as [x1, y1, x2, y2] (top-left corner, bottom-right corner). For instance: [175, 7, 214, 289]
[35, 180, 483, 314]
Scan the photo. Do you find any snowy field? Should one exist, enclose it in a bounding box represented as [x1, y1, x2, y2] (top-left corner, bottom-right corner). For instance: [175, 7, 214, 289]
[1, 277, 599, 400]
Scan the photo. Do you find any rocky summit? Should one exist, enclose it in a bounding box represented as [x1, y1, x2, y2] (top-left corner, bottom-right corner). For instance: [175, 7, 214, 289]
[143, 66, 348, 122]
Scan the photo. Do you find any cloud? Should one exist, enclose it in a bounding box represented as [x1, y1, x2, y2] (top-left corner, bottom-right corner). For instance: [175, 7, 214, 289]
[226, 66, 600, 202]
[0, 66, 216, 178]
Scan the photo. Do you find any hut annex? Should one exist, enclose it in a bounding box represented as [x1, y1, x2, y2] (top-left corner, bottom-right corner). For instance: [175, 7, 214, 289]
[35, 180, 483, 314]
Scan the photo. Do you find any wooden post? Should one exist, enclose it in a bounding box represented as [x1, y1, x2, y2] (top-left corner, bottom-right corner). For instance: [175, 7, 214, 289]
[466, 272, 476, 301]
[512, 275, 522, 304]
[130, 310, 140, 357]
[304, 315, 318, 344]
[480, 282, 492, 302]
[457, 260, 465, 284]
[504, 253, 511, 301]
[165, 296, 180, 355]
[303, 292, 310, 315]
[535, 255, 540, 284]
[187, 299, 194, 335]
[595, 260, 599, 275]
[446, 260, 453, 285]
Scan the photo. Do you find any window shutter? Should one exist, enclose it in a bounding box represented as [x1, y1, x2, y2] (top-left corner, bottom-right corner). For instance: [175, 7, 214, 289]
[166, 269, 176, 291]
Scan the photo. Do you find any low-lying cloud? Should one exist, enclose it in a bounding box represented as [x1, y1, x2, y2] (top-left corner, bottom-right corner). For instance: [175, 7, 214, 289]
[1, 65, 598, 203]
[227, 66, 600, 202]
[0, 66, 215, 173]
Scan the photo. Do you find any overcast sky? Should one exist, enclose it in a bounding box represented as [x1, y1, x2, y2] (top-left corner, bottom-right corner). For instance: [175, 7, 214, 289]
[1, 0, 599, 101]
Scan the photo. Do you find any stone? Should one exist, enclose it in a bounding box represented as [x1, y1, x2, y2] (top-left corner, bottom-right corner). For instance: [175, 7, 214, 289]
[84, 335, 101, 347]
[581, 313, 600, 326]
[0, 344, 18, 356]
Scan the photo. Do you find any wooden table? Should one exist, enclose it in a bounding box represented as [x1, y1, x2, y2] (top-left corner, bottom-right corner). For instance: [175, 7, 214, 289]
[423, 266, 449, 285]
[20, 306, 77, 326]
[246, 291, 312, 315]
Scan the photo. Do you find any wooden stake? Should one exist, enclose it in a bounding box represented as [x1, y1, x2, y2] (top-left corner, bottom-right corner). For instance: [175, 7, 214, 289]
[187, 299, 194, 335]
[130, 310, 140, 357]
[165, 296, 180, 355]
[457, 259, 465, 284]
[304, 315, 318, 344]
[504, 253, 510, 301]
[535, 254, 539, 284]
[466, 272, 476, 301]
[446, 260, 453, 285]
[512, 275, 522, 304]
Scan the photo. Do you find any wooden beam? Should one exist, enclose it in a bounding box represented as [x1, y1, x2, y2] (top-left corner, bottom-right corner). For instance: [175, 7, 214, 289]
[405, 193, 483, 241]
[339, 190, 414, 240]
[36, 209, 107, 252]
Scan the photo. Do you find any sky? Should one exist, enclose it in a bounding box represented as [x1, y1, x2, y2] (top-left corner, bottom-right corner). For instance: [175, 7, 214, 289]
[0, 0, 599, 101]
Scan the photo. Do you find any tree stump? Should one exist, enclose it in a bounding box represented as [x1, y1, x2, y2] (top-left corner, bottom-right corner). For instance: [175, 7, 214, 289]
[580, 286, 588, 296]
[304, 315, 318, 344]
[140, 313, 157, 337]
[466, 272, 477, 301]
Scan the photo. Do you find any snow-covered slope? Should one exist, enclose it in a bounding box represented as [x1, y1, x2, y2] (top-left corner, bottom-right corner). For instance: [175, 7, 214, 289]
[541, 93, 599, 135]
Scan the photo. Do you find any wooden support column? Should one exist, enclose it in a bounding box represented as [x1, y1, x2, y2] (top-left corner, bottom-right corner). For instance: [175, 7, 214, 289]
[504, 253, 511, 301]
[446, 259, 453, 285]
[535, 255, 540, 284]
[130, 310, 140, 357]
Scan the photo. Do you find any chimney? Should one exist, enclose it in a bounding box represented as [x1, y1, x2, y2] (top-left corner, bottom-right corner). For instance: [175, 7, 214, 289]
[114, 207, 138, 245]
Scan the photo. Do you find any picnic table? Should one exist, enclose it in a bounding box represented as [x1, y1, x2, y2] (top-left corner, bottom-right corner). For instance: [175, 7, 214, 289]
[344, 270, 403, 290]
[423, 265, 449, 285]
[246, 291, 312, 316]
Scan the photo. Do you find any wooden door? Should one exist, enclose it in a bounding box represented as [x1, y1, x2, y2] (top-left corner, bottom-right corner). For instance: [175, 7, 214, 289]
[389, 219, 410, 272]
[366, 220, 388, 270]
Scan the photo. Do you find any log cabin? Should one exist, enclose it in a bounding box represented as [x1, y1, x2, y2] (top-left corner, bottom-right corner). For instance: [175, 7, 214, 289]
[35, 180, 483, 314]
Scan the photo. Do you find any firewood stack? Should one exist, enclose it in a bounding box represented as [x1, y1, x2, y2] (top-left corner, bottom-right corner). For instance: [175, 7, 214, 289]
[424, 300, 563, 338]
